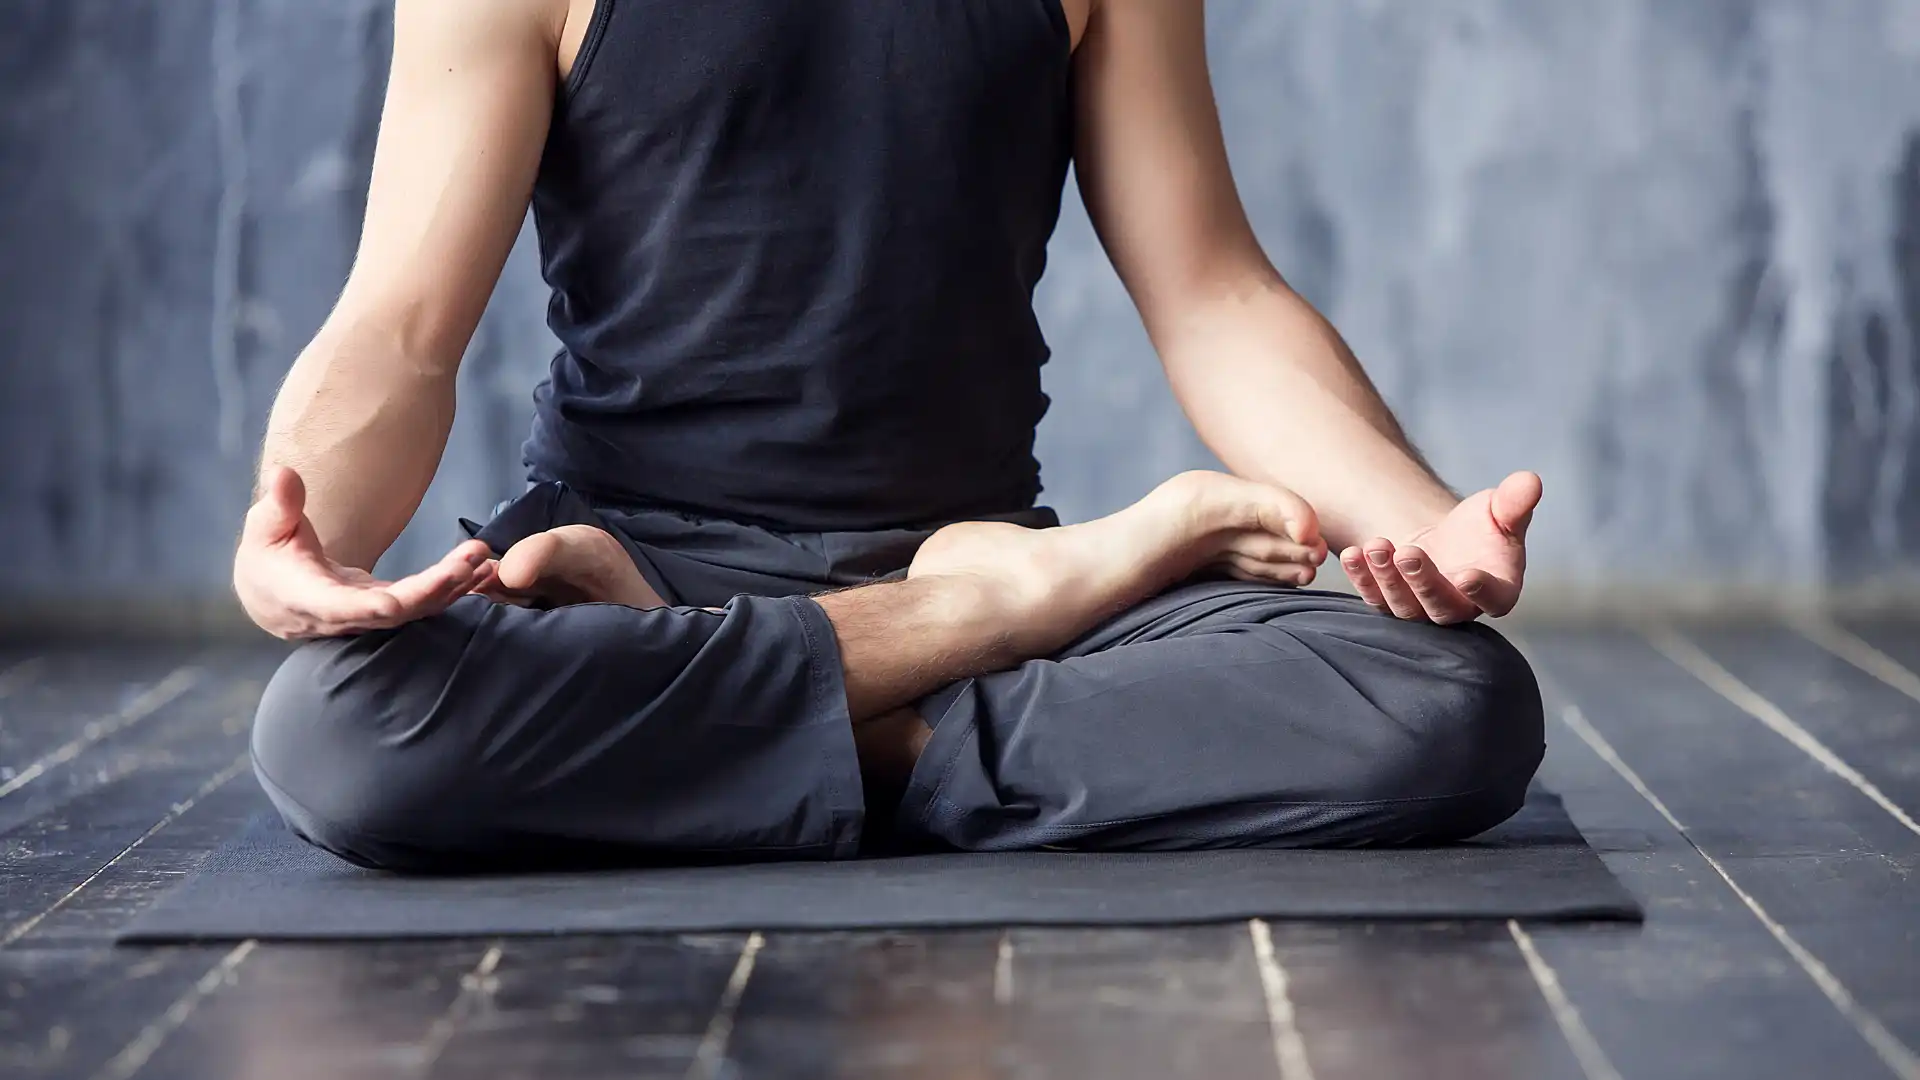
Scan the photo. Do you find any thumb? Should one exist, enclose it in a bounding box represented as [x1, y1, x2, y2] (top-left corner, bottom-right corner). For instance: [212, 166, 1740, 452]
[1490, 471, 1542, 540]
[244, 466, 308, 546]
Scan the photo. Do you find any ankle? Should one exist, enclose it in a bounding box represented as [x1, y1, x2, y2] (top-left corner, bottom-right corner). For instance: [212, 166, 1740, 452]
[852, 705, 932, 792]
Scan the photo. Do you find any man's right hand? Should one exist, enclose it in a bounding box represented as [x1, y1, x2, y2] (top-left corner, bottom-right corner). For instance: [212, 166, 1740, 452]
[234, 467, 493, 641]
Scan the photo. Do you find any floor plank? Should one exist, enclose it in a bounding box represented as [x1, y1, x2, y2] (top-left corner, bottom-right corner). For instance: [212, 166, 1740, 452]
[1837, 623, 1920, 692]
[1264, 921, 1587, 1080]
[19, 774, 266, 948]
[1529, 629, 1920, 859]
[122, 941, 498, 1080]
[1514, 675, 1897, 1080]
[1708, 852, 1920, 1042]
[1676, 625, 1920, 821]
[0, 651, 47, 699]
[0, 645, 210, 800]
[720, 930, 1006, 1079]
[428, 935, 747, 1080]
[0, 683, 260, 943]
[0, 944, 244, 1080]
[990, 926, 1280, 1080]
[1524, 628, 1920, 1068]
[0, 647, 277, 842]
[718, 925, 1289, 1080]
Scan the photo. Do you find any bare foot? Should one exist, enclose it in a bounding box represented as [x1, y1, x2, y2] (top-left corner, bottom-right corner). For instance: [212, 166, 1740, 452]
[481, 525, 666, 609]
[1148, 470, 1327, 584]
[904, 471, 1328, 653]
[910, 470, 1325, 603]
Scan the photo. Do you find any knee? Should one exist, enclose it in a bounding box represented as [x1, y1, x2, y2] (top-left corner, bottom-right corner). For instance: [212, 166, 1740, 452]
[251, 617, 478, 871]
[1277, 607, 1543, 842]
[1375, 622, 1544, 839]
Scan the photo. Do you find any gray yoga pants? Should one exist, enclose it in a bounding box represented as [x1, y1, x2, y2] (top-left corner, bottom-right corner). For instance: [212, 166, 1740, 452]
[251, 482, 1545, 871]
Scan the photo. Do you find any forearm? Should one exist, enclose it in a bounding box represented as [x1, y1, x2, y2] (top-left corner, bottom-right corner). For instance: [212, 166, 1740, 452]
[1159, 275, 1457, 549]
[259, 319, 455, 570]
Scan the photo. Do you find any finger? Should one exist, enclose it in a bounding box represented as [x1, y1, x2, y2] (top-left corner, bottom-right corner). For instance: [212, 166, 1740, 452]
[426, 561, 491, 611]
[1340, 546, 1388, 609]
[466, 560, 502, 595]
[1363, 541, 1427, 621]
[437, 548, 498, 603]
[340, 568, 487, 632]
[243, 466, 307, 545]
[1491, 470, 1543, 540]
[381, 566, 461, 614]
[384, 541, 493, 613]
[1393, 546, 1477, 624]
[440, 545, 503, 607]
[420, 544, 496, 610]
[1456, 569, 1520, 618]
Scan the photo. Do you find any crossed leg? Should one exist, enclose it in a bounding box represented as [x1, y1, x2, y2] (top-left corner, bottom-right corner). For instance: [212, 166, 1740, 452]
[896, 580, 1542, 852]
[469, 518, 1544, 850]
[250, 533, 1540, 870]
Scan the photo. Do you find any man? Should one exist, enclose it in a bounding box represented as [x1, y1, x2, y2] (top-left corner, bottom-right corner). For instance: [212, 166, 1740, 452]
[237, 0, 1545, 871]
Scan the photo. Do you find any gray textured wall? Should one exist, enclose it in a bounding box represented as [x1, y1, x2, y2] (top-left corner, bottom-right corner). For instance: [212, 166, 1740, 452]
[4, 0, 1919, 619]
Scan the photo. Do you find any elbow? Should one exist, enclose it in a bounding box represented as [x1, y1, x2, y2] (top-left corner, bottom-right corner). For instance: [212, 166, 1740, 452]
[1143, 259, 1299, 353]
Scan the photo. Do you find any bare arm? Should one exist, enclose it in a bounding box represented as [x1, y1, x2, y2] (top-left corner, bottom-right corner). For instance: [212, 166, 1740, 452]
[1072, 0, 1540, 622]
[260, 0, 564, 570]
[1071, 0, 1454, 551]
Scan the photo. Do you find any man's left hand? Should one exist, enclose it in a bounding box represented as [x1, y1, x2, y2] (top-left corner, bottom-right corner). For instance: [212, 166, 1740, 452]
[1337, 471, 1541, 624]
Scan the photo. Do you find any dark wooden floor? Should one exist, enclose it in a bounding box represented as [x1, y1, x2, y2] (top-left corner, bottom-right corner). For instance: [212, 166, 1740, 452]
[2, 623, 1919, 1080]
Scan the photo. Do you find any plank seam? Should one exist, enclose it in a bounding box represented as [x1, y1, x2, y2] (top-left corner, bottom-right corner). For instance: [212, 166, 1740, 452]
[1642, 625, 1920, 839]
[1555, 702, 1920, 1080]
[413, 942, 505, 1073]
[687, 932, 764, 1080]
[1, 752, 250, 949]
[1508, 919, 1625, 1080]
[0, 667, 202, 800]
[1248, 919, 1316, 1080]
[1794, 618, 1920, 707]
[91, 939, 256, 1080]
[994, 931, 1015, 1006]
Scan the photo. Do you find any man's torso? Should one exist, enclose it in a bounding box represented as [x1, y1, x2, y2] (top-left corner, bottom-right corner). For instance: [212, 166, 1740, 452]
[525, 0, 1078, 531]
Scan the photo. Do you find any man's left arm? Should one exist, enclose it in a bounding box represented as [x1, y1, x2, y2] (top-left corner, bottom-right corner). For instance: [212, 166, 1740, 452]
[1072, 0, 1541, 623]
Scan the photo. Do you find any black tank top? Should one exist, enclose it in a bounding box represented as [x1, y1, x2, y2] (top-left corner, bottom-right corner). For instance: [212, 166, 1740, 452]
[524, 0, 1074, 530]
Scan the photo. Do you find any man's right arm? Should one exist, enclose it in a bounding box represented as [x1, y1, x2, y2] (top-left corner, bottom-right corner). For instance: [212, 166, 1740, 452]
[259, 0, 565, 570]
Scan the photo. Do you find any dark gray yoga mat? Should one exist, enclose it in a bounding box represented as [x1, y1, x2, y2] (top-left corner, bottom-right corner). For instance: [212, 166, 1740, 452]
[119, 788, 1638, 941]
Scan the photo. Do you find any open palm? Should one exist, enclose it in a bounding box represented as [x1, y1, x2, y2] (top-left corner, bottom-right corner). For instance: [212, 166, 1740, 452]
[1338, 471, 1541, 624]
[234, 467, 493, 640]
